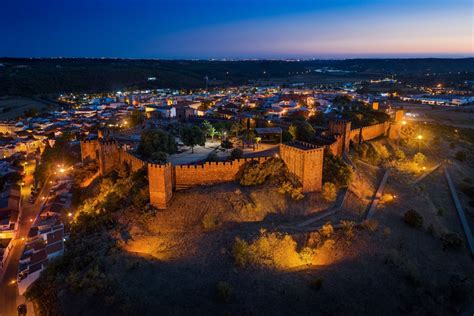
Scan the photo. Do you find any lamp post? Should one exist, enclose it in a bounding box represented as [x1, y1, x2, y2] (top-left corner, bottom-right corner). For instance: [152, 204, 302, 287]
[417, 134, 423, 152]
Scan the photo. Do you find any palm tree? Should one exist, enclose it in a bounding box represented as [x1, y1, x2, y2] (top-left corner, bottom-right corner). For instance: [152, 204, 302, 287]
[208, 126, 217, 142]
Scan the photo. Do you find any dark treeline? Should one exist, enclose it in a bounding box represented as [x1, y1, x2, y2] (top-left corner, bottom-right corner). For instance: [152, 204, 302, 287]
[0, 58, 473, 95]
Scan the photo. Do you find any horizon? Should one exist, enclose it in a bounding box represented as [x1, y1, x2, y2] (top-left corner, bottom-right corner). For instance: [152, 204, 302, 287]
[1, 0, 472, 59]
[1, 55, 473, 61]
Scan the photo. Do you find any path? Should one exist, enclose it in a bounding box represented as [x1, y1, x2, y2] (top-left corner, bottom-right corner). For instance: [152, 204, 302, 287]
[412, 160, 445, 185]
[444, 167, 474, 257]
[365, 169, 390, 220]
[0, 167, 52, 316]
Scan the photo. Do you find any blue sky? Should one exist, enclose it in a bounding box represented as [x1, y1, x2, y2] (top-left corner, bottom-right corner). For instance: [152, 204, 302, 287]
[1, 0, 472, 58]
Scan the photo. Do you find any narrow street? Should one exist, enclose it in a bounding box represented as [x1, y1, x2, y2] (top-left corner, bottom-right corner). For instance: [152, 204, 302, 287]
[0, 160, 52, 316]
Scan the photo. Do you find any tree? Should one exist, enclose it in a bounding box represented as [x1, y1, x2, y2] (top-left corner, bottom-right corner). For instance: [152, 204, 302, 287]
[137, 129, 177, 160]
[323, 153, 353, 187]
[180, 125, 205, 153]
[322, 182, 337, 202]
[288, 121, 315, 142]
[208, 126, 218, 142]
[202, 120, 213, 137]
[231, 122, 241, 138]
[129, 109, 145, 127]
[221, 139, 233, 151]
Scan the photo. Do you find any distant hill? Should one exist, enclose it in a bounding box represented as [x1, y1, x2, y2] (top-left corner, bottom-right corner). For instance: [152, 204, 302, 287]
[0, 58, 472, 95]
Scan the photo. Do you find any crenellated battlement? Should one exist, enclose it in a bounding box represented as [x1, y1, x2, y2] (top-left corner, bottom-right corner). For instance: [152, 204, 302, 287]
[280, 142, 324, 193]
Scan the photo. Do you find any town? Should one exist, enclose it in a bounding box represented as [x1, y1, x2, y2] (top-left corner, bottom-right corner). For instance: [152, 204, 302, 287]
[0, 65, 473, 314]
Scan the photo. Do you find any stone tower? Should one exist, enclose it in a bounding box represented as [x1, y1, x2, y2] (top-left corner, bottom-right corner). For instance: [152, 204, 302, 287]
[98, 140, 120, 175]
[80, 139, 100, 163]
[280, 141, 324, 193]
[328, 119, 351, 153]
[148, 163, 173, 209]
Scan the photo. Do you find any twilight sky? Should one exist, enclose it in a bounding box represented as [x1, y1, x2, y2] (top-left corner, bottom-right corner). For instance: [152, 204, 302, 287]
[1, 0, 473, 59]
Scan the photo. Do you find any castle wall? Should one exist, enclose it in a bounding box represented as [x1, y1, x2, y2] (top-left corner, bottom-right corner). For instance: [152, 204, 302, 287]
[280, 142, 323, 192]
[359, 122, 390, 142]
[118, 149, 147, 173]
[349, 128, 361, 144]
[173, 157, 269, 190]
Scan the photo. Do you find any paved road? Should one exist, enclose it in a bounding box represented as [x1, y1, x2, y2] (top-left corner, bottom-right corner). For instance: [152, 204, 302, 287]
[0, 163, 52, 316]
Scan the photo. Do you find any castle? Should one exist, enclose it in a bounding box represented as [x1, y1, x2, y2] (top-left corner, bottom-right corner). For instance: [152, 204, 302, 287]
[80, 110, 403, 209]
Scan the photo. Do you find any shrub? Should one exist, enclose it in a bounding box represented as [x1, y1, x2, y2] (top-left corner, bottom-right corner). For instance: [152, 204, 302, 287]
[319, 222, 334, 238]
[232, 237, 250, 267]
[362, 219, 379, 232]
[232, 232, 313, 268]
[215, 281, 233, 302]
[309, 278, 324, 291]
[442, 233, 464, 250]
[321, 182, 337, 202]
[306, 232, 322, 248]
[240, 158, 287, 186]
[413, 152, 426, 166]
[394, 148, 406, 160]
[340, 220, 356, 240]
[455, 151, 467, 162]
[278, 181, 304, 200]
[230, 148, 243, 160]
[384, 249, 421, 285]
[403, 209, 423, 228]
[437, 208, 444, 217]
[202, 213, 220, 230]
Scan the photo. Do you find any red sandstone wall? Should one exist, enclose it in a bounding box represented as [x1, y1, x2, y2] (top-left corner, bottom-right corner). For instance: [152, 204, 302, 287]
[173, 157, 269, 189]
